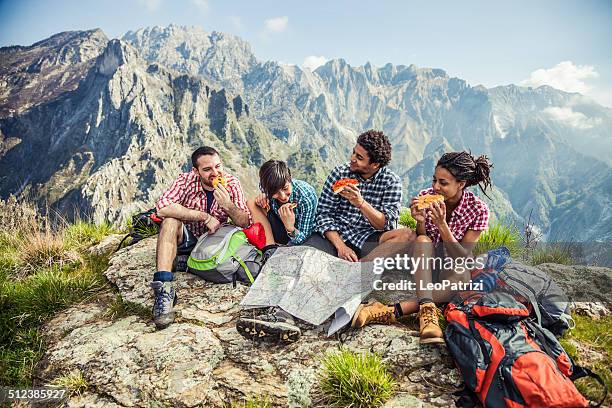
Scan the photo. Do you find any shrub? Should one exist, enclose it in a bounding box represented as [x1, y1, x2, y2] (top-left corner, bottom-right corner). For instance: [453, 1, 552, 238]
[474, 222, 522, 257]
[398, 208, 417, 230]
[318, 348, 396, 407]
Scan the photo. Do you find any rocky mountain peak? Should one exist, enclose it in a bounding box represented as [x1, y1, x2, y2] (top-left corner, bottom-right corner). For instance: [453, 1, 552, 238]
[96, 39, 140, 76]
[0, 29, 108, 117]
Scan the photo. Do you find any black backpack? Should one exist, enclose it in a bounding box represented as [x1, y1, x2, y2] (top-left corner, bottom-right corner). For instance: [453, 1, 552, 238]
[116, 208, 162, 251]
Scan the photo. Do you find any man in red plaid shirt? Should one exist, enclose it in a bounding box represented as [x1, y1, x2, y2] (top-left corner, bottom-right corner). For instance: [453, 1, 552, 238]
[151, 146, 251, 329]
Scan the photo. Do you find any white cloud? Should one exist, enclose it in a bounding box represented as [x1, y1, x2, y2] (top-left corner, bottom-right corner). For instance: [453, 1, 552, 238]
[229, 15, 243, 30]
[190, 0, 208, 12]
[302, 55, 328, 71]
[543, 106, 602, 129]
[264, 16, 288, 33]
[137, 0, 162, 12]
[520, 61, 599, 94]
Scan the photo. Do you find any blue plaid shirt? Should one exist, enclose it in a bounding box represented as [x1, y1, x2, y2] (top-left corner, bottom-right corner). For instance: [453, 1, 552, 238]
[270, 179, 318, 245]
[316, 163, 402, 249]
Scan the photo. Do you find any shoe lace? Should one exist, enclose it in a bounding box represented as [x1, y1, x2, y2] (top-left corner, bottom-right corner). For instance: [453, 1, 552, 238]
[153, 287, 173, 315]
[370, 309, 394, 323]
[419, 305, 441, 326]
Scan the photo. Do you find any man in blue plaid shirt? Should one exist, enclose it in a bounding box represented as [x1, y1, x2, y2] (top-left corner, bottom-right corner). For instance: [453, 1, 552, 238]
[305, 129, 403, 261]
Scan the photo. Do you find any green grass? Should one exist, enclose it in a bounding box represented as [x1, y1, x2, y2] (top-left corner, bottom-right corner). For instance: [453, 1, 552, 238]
[0, 201, 115, 386]
[531, 244, 574, 265]
[474, 222, 523, 257]
[560, 315, 611, 405]
[49, 370, 89, 397]
[398, 208, 417, 230]
[64, 221, 119, 251]
[317, 348, 396, 407]
[230, 396, 271, 408]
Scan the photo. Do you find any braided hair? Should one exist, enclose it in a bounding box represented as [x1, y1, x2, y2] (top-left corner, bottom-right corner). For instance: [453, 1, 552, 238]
[436, 152, 493, 198]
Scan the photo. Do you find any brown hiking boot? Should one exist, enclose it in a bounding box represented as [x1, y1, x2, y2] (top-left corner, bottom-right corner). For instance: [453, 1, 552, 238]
[351, 301, 396, 328]
[418, 302, 445, 344]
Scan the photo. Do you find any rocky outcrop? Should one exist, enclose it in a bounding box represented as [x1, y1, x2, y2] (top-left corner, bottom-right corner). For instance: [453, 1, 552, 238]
[35, 237, 612, 407]
[36, 238, 461, 407]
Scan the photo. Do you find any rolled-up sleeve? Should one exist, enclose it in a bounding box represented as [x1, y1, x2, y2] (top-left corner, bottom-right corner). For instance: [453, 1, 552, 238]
[380, 174, 402, 230]
[315, 169, 342, 235]
[227, 177, 252, 224]
[156, 174, 188, 211]
[289, 183, 318, 245]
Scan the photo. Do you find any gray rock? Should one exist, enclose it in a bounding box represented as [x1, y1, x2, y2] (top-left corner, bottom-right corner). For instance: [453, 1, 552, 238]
[37, 237, 455, 407]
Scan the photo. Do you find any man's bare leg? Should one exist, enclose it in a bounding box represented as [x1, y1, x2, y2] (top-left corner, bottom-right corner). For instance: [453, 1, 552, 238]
[156, 217, 184, 272]
[152, 217, 183, 330]
[247, 199, 275, 246]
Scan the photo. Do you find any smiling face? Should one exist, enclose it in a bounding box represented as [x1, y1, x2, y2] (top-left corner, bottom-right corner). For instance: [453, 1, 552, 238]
[432, 166, 467, 200]
[271, 181, 293, 204]
[349, 143, 380, 177]
[194, 153, 223, 188]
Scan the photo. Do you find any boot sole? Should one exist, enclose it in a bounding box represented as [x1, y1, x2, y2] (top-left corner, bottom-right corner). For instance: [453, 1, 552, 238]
[419, 336, 446, 345]
[236, 318, 300, 345]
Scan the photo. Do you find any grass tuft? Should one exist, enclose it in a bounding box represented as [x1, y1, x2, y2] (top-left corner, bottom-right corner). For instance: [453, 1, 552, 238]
[49, 370, 89, 397]
[317, 348, 396, 407]
[398, 208, 417, 230]
[63, 221, 119, 251]
[474, 222, 523, 258]
[531, 244, 574, 265]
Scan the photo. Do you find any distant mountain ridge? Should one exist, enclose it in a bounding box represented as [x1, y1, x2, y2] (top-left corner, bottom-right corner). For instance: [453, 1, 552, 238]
[1, 25, 611, 242]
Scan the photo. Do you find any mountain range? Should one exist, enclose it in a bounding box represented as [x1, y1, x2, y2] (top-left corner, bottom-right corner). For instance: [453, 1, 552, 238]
[1, 25, 610, 242]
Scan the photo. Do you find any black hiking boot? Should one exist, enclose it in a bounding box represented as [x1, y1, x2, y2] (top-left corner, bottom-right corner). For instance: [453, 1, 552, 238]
[236, 308, 301, 344]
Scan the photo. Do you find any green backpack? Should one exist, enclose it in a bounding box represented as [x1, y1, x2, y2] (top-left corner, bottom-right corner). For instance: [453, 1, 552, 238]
[187, 225, 263, 285]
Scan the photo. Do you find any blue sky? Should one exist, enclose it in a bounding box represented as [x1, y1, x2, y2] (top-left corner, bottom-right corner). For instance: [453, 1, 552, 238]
[1, 0, 611, 106]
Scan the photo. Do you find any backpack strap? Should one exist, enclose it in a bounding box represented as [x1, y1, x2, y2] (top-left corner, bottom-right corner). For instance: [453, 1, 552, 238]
[570, 366, 607, 408]
[468, 318, 491, 365]
[233, 254, 255, 284]
[215, 227, 242, 263]
[115, 234, 132, 252]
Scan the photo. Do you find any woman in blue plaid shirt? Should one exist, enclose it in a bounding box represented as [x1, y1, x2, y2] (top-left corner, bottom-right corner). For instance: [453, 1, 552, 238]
[247, 160, 318, 250]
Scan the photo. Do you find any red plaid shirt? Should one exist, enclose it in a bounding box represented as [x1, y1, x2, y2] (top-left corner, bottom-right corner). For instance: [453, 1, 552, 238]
[156, 170, 250, 237]
[419, 188, 489, 243]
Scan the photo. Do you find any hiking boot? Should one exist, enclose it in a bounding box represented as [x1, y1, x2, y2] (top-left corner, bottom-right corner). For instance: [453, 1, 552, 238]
[151, 281, 177, 330]
[173, 255, 189, 272]
[236, 308, 301, 344]
[351, 301, 396, 328]
[418, 302, 444, 345]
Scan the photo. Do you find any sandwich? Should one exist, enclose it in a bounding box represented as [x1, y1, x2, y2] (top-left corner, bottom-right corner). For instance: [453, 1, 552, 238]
[332, 178, 359, 194]
[415, 194, 444, 210]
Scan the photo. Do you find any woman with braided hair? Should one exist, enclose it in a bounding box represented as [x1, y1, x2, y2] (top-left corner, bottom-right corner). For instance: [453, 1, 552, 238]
[354, 151, 493, 344]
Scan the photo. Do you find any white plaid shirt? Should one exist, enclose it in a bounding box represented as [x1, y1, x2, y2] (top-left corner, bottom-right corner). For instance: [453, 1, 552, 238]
[316, 163, 402, 249]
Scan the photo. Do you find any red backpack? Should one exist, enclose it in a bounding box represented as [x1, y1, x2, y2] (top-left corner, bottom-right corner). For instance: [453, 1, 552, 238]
[444, 291, 606, 408]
